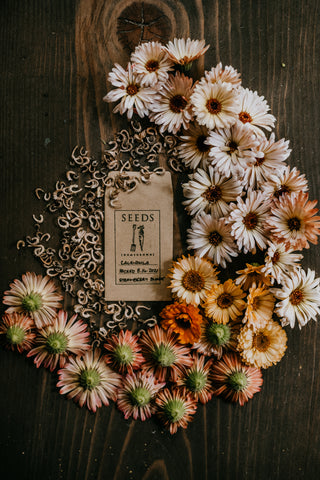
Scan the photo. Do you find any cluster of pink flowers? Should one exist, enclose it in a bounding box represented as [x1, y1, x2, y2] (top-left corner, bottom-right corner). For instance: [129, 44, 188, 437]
[1, 281, 264, 434]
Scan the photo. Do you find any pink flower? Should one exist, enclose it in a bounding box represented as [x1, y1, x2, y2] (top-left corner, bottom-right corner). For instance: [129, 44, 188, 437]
[117, 370, 165, 421]
[57, 349, 121, 412]
[27, 310, 91, 371]
[104, 329, 144, 374]
[0, 312, 36, 353]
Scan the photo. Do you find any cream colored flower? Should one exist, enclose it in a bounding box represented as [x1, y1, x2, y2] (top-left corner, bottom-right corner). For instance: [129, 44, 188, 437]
[163, 38, 209, 66]
[191, 80, 240, 130]
[182, 166, 243, 218]
[187, 214, 238, 268]
[237, 87, 276, 135]
[168, 255, 219, 306]
[227, 190, 270, 254]
[261, 166, 308, 202]
[178, 123, 211, 170]
[204, 62, 241, 87]
[206, 122, 258, 178]
[103, 63, 157, 119]
[262, 242, 303, 284]
[149, 72, 194, 134]
[131, 41, 174, 86]
[272, 268, 320, 328]
[204, 279, 246, 324]
[237, 321, 287, 369]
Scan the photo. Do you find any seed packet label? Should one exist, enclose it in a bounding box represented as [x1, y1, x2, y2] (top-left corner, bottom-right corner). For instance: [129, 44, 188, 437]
[105, 172, 173, 301]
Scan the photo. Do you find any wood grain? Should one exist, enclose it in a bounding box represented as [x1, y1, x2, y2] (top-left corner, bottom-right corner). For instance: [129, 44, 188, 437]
[1, 0, 320, 479]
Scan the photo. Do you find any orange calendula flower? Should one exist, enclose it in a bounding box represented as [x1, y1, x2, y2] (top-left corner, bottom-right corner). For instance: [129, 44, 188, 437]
[204, 279, 246, 324]
[160, 302, 203, 344]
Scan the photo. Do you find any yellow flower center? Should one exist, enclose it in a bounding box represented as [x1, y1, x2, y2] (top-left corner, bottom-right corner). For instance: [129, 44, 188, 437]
[182, 270, 205, 292]
[253, 332, 270, 352]
[206, 98, 222, 114]
[290, 288, 304, 306]
[216, 293, 233, 309]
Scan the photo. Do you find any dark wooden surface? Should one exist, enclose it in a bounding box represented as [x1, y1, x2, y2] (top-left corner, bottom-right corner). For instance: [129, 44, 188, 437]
[1, 1, 320, 479]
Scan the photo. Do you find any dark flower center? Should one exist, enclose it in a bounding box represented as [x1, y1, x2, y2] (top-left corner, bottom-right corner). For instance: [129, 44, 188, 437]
[182, 271, 205, 292]
[175, 313, 192, 330]
[290, 288, 304, 306]
[228, 140, 238, 153]
[196, 135, 210, 153]
[169, 94, 188, 113]
[287, 216, 301, 231]
[274, 184, 291, 199]
[272, 251, 280, 264]
[202, 185, 222, 203]
[255, 155, 265, 166]
[253, 333, 270, 352]
[145, 59, 159, 72]
[239, 111, 252, 123]
[206, 98, 222, 114]
[217, 293, 233, 309]
[243, 212, 258, 229]
[126, 84, 139, 96]
[209, 231, 222, 246]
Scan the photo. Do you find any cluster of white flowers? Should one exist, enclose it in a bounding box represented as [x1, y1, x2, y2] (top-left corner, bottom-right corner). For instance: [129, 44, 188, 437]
[104, 38, 320, 330]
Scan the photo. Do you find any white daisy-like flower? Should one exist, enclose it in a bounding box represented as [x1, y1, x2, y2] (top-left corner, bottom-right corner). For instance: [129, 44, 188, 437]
[237, 87, 276, 135]
[130, 41, 174, 87]
[149, 72, 194, 134]
[204, 62, 241, 87]
[182, 166, 243, 218]
[3, 272, 63, 328]
[227, 190, 270, 254]
[206, 122, 258, 177]
[260, 166, 308, 202]
[272, 268, 320, 328]
[168, 255, 219, 306]
[266, 191, 320, 251]
[163, 38, 210, 66]
[190, 81, 240, 130]
[178, 123, 211, 170]
[103, 63, 157, 119]
[243, 133, 291, 189]
[262, 242, 303, 284]
[187, 214, 238, 268]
